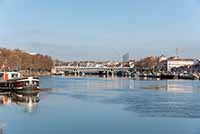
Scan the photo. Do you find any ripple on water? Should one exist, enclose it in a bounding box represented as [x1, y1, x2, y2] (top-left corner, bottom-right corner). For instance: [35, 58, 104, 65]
[42, 77, 200, 118]
[104, 90, 200, 118]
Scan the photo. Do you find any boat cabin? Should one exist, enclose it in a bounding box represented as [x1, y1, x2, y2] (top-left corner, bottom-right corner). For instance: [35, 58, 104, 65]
[0, 72, 21, 81]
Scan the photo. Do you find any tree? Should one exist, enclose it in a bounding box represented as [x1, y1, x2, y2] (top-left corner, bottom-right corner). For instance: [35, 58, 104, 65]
[0, 48, 53, 71]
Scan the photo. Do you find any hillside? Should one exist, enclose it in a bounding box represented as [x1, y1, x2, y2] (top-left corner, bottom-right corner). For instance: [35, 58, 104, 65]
[0, 48, 53, 72]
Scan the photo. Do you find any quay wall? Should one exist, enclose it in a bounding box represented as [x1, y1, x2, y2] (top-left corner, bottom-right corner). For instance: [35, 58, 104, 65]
[20, 71, 51, 77]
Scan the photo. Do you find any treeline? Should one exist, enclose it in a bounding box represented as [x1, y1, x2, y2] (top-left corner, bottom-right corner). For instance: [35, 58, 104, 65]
[135, 56, 159, 68]
[0, 48, 53, 71]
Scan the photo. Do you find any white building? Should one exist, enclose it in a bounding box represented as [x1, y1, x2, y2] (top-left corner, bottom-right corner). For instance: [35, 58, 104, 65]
[165, 58, 194, 72]
[158, 55, 167, 62]
[29, 52, 38, 56]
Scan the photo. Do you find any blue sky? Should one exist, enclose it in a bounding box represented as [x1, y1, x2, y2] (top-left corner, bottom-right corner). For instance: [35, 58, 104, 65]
[0, 0, 200, 60]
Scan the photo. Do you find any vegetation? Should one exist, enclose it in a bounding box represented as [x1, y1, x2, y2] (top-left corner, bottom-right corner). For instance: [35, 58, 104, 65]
[135, 56, 159, 69]
[0, 48, 53, 71]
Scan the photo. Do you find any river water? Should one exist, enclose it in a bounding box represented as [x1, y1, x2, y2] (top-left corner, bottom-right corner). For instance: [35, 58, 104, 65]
[1, 76, 200, 134]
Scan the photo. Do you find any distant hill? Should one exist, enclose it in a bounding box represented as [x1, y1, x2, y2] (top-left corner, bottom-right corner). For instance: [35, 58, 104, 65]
[0, 48, 53, 71]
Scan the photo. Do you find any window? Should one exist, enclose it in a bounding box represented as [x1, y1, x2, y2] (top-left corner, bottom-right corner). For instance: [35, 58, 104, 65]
[0, 73, 4, 79]
[11, 74, 18, 78]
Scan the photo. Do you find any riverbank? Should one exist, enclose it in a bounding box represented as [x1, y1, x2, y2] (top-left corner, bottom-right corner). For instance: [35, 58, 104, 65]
[54, 72, 200, 80]
[20, 71, 51, 77]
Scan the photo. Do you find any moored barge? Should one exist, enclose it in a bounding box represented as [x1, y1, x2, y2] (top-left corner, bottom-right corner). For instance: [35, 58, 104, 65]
[0, 72, 39, 91]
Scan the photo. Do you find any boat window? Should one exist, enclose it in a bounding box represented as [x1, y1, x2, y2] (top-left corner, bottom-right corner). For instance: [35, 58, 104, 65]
[0, 73, 3, 78]
[12, 74, 19, 78]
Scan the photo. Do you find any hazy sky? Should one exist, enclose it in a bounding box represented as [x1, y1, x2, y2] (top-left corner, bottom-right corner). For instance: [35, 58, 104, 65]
[0, 0, 200, 61]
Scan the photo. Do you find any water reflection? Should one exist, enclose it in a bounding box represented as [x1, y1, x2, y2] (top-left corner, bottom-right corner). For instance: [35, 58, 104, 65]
[0, 124, 4, 134]
[1, 77, 200, 134]
[0, 91, 40, 113]
[106, 92, 200, 118]
[49, 77, 200, 93]
[1, 77, 200, 120]
[47, 77, 200, 118]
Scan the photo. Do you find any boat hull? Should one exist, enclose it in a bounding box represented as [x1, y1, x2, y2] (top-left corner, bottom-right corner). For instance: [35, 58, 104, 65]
[0, 77, 39, 91]
[160, 74, 176, 79]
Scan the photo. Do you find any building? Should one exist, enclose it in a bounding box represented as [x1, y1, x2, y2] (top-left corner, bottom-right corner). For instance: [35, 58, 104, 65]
[159, 57, 195, 72]
[29, 52, 38, 56]
[164, 57, 194, 72]
[128, 60, 135, 68]
[158, 55, 167, 62]
[122, 53, 129, 62]
[188, 59, 200, 73]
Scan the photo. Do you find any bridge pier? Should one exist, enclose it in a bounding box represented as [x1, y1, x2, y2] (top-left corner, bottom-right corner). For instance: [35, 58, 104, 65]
[80, 72, 85, 76]
[128, 71, 132, 77]
[112, 71, 114, 77]
[105, 70, 115, 77]
[106, 71, 109, 76]
[74, 71, 77, 76]
[74, 71, 80, 76]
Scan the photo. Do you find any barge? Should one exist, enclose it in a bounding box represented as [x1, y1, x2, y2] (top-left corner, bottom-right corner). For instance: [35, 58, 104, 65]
[0, 72, 39, 91]
[160, 73, 177, 79]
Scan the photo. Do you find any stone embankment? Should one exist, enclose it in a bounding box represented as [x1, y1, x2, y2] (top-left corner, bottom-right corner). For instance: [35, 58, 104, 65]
[20, 71, 51, 77]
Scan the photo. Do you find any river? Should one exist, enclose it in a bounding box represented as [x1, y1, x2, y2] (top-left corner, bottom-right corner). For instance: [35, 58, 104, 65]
[1, 76, 200, 134]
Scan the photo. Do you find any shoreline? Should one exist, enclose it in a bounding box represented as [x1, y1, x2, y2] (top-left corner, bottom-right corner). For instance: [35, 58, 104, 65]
[19, 71, 200, 80]
[51, 74, 200, 81]
[20, 71, 51, 77]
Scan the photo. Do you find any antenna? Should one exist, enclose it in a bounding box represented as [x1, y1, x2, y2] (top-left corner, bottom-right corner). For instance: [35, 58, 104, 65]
[176, 48, 179, 58]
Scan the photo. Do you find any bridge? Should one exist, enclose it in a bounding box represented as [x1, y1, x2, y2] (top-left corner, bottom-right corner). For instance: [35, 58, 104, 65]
[52, 66, 133, 76]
